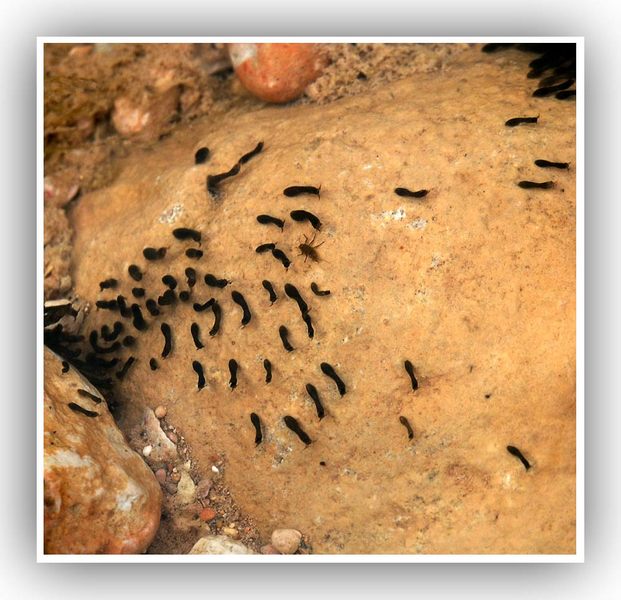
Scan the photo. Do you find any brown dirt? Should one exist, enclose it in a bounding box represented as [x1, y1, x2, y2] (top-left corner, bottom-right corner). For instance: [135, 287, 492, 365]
[45, 43, 576, 554]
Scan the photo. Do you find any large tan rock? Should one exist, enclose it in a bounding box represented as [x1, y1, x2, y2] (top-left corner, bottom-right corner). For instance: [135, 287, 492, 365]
[43, 348, 162, 554]
[69, 46, 575, 554]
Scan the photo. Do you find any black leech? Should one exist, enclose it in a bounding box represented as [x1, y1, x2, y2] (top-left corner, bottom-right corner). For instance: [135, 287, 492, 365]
[263, 358, 272, 383]
[146, 299, 160, 316]
[96, 299, 119, 311]
[193, 360, 206, 390]
[290, 209, 322, 230]
[239, 141, 264, 164]
[507, 445, 531, 470]
[207, 162, 241, 199]
[518, 180, 555, 189]
[194, 147, 210, 164]
[394, 188, 429, 198]
[172, 228, 202, 243]
[209, 301, 222, 336]
[115, 356, 136, 380]
[191, 322, 204, 349]
[99, 278, 118, 291]
[77, 388, 102, 404]
[250, 412, 262, 445]
[283, 185, 321, 198]
[101, 321, 123, 341]
[149, 358, 158, 371]
[185, 267, 197, 288]
[284, 283, 309, 315]
[122, 335, 136, 347]
[231, 291, 251, 326]
[271, 248, 291, 269]
[131, 304, 148, 331]
[61, 361, 70, 373]
[284, 415, 312, 445]
[504, 116, 538, 127]
[399, 416, 414, 440]
[533, 79, 574, 97]
[302, 312, 315, 339]
[158, 289, 177, 306]
[143, 247, 167, 260]
[193, 298, 215, 312]
[311, 282, 331, 296]
[117, 295, 131, 317]
[255, 243, 276, 254]
[128, 265, 143, 282]
[204, 274, 229, 288]
[534, 159, 570, 169]
[162, 274, 178, 290]
[179, 290, 191, 302]
[256, 214, 285, 229]
[132, 287, 146, 298]
[68, 402, 99, 418]
[305, 383, 325, 420]
[279, 325, 294, 352]
[228, 359, 239, 389]
[556, 90, 576, 100]
[262, 280, 278, 304]
[320, 362, 346, 396]
[404, 360, 419, 391]
[161, 323, 172, 358]
[185, 248, 204, 259]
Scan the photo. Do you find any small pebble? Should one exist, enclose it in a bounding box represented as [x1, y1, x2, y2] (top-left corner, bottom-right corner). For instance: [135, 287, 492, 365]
[164, 482, 178, 495]
[167, 431, 179, 444]
[196, 479, 213, 501]
[142, 445, 153, 457]
[154, 468, 167, 484]
[260, 544, 280, 555]
[222, 527, 240, 539]
[170, 472, 181, 483]
[271, 528, 302, 554]
[200, 507, 217, 522]
[154, 405, 167, 419]
[211, 465, 220, 474]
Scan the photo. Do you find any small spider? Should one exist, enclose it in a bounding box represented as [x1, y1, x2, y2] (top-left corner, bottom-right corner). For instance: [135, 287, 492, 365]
[297, 233, 324, 262]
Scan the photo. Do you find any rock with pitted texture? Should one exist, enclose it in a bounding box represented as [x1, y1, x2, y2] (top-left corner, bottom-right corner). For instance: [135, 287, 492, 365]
[271, 528, 302, 554]
[189, 535, 254, 555]
[43, 347, 162, 554]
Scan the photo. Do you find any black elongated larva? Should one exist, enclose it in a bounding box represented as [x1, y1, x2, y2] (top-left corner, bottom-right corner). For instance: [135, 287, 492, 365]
[99, 278, 118, 291]
[399, 416, 414, 440]
[122, 335, 136, 347]
[193, 360, 206, 390]
[204, 274, 229, 288]
[228, 359, 239, 389]
[283, 185, 321, 198]
[534, 159, 570, 169]
[250, 412, 262, 444]
[394, 187, 429, 198]
[239, 141, 264, 164]
[191, 322, 204, 349]
[173, 227, 202, 243]
[305, 383, 324, 420]
[117, 295, 132, 317]
[61, 361, 70, 373]
[272, 248, 291, 269]
[504, 116, 538, 127]
[257, 214, 285, 229]
[149, 358, 158, 371]
[68, 402, 99, 418]
[158, 289, 177, 306]
[290, 209, 322, 230]
[231, 291, 251, 326]
[279, 325, 294, 352]
[404, 360, 419, 391]
[310, 282, 330, 296]
[194, 147, 210, 164]
[193, 298, 215, 312]
[320, 362, 346, 396]
[161, 323, 172, 358]
[207, 162, 241, 199]
[146, 299, 160, 316]
[556, 90, 576, 100]
[210, 301, 222, 336]
[262, 280, 278, 304]
[96, 299, 119, 311]
[263, 358, 272, 383]
[89, 331, 120, 354]
[128, 264, 143, 282]
[255, 243, 276, 254]
[185, 248, 204, 259]
[302, 312, 314, 339]
[284, 283, 309, 315]
[283, 415, 312, 445]
[77, 388, 102, 404]
[143, 247, 167, 260]
[533, 79, 574, 97]
[162, 274, 177, 290]
[185, 267, 197, 288]
[518, 180, 555, 189]
[179, 290, 191, 302]
[131, 304, 148, 331]
[85, 354, 119, 369]
[115, 356, 136, 380]
[101, 321, 124, 341]
[507, 445, 532, 470]
[132, 287, 146, 298]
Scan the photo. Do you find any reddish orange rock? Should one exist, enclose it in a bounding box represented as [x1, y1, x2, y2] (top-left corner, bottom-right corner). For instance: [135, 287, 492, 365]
[228, 43, 328, 103]
[199, 507, 217, 522]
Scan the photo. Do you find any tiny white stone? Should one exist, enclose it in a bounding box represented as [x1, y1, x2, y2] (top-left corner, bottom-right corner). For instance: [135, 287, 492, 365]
[142, 445, 153, 457]
[211, 465, 220, 474]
